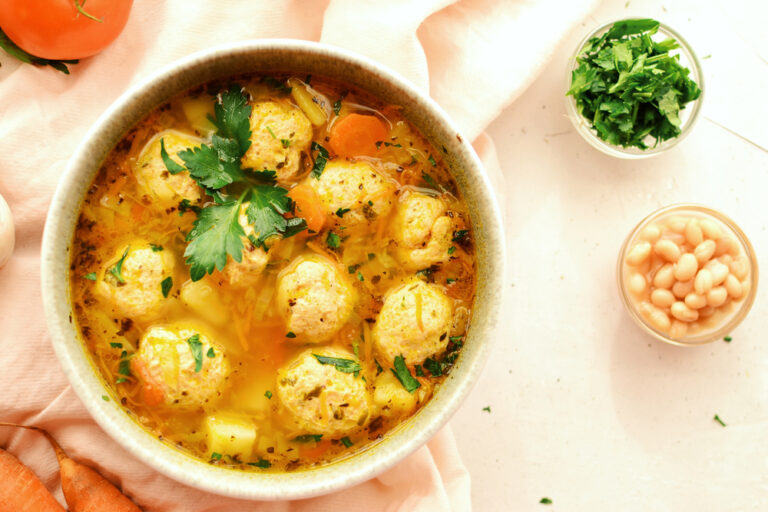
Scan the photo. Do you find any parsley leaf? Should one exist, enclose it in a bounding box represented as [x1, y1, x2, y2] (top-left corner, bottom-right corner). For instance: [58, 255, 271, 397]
[109, 247, 130, 284]
[540, 497, 553, 505]
[421, 171, 439, 189]
[207, 347, 215, 358]
[184, 196, 246, 281]
[713, 414, 726, 427]
[118, 350, 132, 377]
[208, 85, 252, 156]
[161, 276, 173, 298]
[310, 142, 329, 179]
[245, 185, 302, 248]
[83, 272, 97, 281]
[340, 436, 353, 448]
[160, 138, 187, 175]
[186, 334, 204, 373]
[150, 243, 163, 252]
[312, 354, 361, 374]
[335, 207, 351, 217]
[285, 331, 296, 338]
[391, 355, 420, 393]
[248, 458, 272, 468]
[326, 231, 341, 248]
[264, 390, 272, 399]
[178, 139, 243, 190]
[293, 434, 323, 443]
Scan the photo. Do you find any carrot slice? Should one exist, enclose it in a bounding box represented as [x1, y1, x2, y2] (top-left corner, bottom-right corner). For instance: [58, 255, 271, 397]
[130, 358, 165, 407]
[0, 448, 64, 512]
[287, 183, 326, 233]
[328, 113, 388, 157]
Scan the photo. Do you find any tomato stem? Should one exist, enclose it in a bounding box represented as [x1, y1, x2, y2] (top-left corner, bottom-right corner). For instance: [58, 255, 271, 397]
[75, 0, 103, 23]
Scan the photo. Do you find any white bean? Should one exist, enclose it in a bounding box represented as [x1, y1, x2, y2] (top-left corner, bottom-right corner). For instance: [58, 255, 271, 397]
[672, 279, 694, 299]
[667, 216, 687, 233]
[684, 292, 707, 309]
[627, 273, 647, 295]
[708, 261, 729, 285]
[671, 301, 699, 322]
[729, 256, 749, 280]
[640, 302, 671, 332]
[653, 264, 675, 289]
[626, 241, 652, 266]
[724, 274, 743, 299]
[654, 239, 681, 262]
[715, 236, 737, 257]
[706, 286, 727, 307]
[684, 219, 703, 246]
[693, 240, 716, 264]
[669, 320, 689, 340]
[651, 288, 676, 308]
[639, 224, 661, 243]
[700, 219, 722, 240]
[698, 306, 715, 318]
[694, 268, 713, 295]
[674, 253, 698, 281]
[718, 254, 733, 266]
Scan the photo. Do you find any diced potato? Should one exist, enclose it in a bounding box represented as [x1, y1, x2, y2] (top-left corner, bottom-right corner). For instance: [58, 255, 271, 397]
[204, 413, 257, 459]
[181, 97, 216, 136]
[228, 373, 273, 415]
[180, 279, 228, 325]
[372, 370, 418, 418]
[288, 78, 328, 126]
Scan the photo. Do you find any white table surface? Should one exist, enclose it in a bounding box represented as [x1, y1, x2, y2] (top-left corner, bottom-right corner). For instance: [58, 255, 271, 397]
[451, 0, 768, 510]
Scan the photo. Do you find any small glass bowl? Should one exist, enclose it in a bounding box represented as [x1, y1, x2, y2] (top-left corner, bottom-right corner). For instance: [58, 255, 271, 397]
[617, 204, 758, 346]
[565, 19, 704, 159]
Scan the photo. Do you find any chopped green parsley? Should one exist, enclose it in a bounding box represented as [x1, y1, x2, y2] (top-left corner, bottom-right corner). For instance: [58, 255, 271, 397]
[186, 334, 203, 373]
[83, 272, 97, 281]
[161, 276, 173, 298]
[391, 355, 420, 393]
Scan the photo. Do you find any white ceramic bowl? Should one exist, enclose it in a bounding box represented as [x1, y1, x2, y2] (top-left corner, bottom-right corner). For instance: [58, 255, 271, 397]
[41, 40, 505, 500]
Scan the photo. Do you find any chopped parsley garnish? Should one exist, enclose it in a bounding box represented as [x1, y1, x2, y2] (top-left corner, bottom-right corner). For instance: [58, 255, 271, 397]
[280, 138, 291, 148]
[375, 141, 383, 150]
[446, 278, 456, 284]
[161, 276, 173, 298]
[178, 199, 201, 216]
[109, 246, 130, 284]
[149, 243, 163, 252]
[391, 355, 420, 393]
[424, 351, 460, 377]
[326, 231, 341, 248]
[101, 395, 109, 401]
[449, 335, 464, 344]
[160, 85, 307, 281]
[452, 230, 469, 242]
[723, 336, 732, 343]
[566, 18, 702, 149]
[109, 342, 123, 349]
[482, 406, 491, 413]
[447, 246, 456, 255]
[368, 253, 375, 260]
[264, 390, 272, 399]
[116, 377, 127, 384]
[428, 155, 437, 166]
[540, 497, 553, 505]
[333, 99, 342, 116]
[210, 452, 223, 461]
[262, 76, 291, 94]
[293, 434, 323, 443]
[348, 264, 360, 274]
[335, 207, 351, 217]
[206, 347, 215, 358]
[374, 358, 383, 375]
[357, 271, 364, 282]
[186, 334, 203, 373]
[265, 125, 277, 139]
[285, 331, 297, 338]
[421, 171, 438, 189]
[340, 436, 353, 448]
[313, 354, 361, 375]
[414, 365, 425, 377]
[310, 141, 329, 179]
[118, 350, 132, 377]
[353, 342, 360, 359]
[248, 458, 271, 468]
[713, 414, 726, 427]
[83, 272, 97, 281]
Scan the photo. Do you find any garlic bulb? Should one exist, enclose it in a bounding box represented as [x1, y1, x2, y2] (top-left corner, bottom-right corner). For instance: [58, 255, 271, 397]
[0, 193, 14, 268]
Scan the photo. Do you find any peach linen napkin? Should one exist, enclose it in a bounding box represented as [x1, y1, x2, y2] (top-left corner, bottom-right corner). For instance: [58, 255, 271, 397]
[0, 0, 596, 510]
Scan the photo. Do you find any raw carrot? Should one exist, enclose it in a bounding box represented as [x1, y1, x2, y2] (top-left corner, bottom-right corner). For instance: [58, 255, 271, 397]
[328, 113, 388, 157]
[287, 183, 326, 232]
[0, 423, 142, 512]
[0, 448, 64, 512]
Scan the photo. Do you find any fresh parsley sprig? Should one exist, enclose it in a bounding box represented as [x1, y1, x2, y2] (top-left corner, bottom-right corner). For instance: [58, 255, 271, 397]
[161, 85, 307, 281]
[567, 18, 702, 149]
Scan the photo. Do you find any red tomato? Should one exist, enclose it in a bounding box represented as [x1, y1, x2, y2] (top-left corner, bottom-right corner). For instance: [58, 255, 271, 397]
[0, 0, 133, 60]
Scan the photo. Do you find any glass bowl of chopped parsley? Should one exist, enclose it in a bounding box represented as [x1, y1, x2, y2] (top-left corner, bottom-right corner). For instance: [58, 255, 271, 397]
[566, 18, 703, 158]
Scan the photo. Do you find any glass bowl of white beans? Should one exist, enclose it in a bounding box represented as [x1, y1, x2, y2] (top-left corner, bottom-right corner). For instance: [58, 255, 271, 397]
[565, 19, 704, 159]
[617, 204, 758, 346]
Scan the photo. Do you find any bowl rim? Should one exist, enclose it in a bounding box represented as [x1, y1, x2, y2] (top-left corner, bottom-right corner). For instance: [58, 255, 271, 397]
[564, 18, 705, 159]
[40, 39, 505, 500]
[616, 203, 758, 346]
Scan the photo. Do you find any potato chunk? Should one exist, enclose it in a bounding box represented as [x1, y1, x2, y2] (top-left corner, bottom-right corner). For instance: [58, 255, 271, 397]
[204, 414, 257, 459]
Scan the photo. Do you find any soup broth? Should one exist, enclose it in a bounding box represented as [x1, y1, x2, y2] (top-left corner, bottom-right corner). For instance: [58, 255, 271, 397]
[69, 74, 476, 470]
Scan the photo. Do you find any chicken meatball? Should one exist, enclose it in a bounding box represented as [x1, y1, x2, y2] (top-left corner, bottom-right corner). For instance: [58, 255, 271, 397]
[241, 101, 313, 182]
[373, 280, 453, 364]
[220, 202, 270, 287]
[276, 348, 370, 435]
[133, 130, 204, 210]
[275, 255, 356, 343]
[304, 160, 396, 227]
[391, 192, 454, 270]
[96, 241, 175, 321]
[131, 325, 230, 408]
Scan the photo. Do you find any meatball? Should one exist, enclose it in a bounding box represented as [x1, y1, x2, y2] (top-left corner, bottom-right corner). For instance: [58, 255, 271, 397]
[391, 192, 454, 270]
[275, 255, 356, 343]
[131, 325, 230, 408]
[220, 202, 269, 287]
[372, 280, 453, 364]
[133, 130, 203, 210]
[241, 101, 313, 182]
[96, 241, 175, 321]
[276, 348, 370, 435]
[304, 160, 396, 227]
